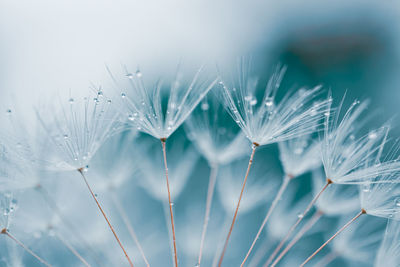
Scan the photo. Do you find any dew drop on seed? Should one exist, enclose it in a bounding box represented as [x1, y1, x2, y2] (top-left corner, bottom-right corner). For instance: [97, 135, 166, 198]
[265, 98, 274, 107]
[128, 115, 134, 121]
[63, 134, 69, 139]
[126, 73, 134, 79]
[297, 213, 304, 219]
[95, 194, 98, 197]
[107, 99, 112, 104]
[250, 99, 257, 106]
[121, 93, 126, 98]
[244, 95, 252, 102]
[368, 132, 377, 140]
[69, 98, 74, 104]
[324, 111, 330, 117]
[135, 70, 142, 78]
[362, 184, 371, 193]
[395, 198, 400, 207]
[201, 102, 209, 111]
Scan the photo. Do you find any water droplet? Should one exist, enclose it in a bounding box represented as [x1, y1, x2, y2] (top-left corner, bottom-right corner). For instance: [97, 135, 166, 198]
[324, 112, 330, 117]
[97, 91, 103, 97]
[63, 134, 69, 139]
[265, 98, 274, 107]
[128, 114, 135, 121]
[3, 208, 10, 216]
[107, 99, 112, 104]
[201, 102, 209, 111]
[5, 109, 12, 114]
[126, 73, 134, 79]
[121, 93, 126, 98]
[250, 99, 257, 106]
[94, 193, 98, 197]
[362, 183, 371, 193]
[368, 132, 377, 140]
[135, 70, 142, 78]
[297, 213, 304, 219]
[244, 95, 252, 102]
[69, 98, 74, 104]
[395, 198, 400, 207]
[170, 203, 174, 207]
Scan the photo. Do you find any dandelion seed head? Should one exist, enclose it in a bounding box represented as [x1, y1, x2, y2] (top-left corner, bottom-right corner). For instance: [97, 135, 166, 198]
[218, 60, 329, 146]
[35, 90, 120, 171]
[113, 66, 217, 140]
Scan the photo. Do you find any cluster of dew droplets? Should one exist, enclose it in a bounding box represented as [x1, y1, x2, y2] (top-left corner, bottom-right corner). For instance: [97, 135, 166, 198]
[1, 192, 17, 217]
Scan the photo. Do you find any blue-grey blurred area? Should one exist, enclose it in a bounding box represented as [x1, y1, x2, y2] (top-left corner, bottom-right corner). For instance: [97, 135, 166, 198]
[1, 0, 399, 128]
[1, 1, 400, 267]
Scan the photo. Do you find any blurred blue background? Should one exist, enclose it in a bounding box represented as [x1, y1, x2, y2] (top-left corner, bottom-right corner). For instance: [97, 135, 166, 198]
[1, 1, 400, 266]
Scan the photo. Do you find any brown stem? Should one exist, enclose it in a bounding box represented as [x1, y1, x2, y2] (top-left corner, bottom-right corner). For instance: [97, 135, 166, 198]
[299, 210, 365, 267]
[161, 139, 178, 267]
[197, 163, 219, 267]
[77, 169, 134, 267]
[265, 180, 332, 266]
[1, 229, 52, 267]
[111, 192, 150, 267]
[270, 210, 323, 267]
[217, 143, 258, 267]
[241, 174, 292, 267]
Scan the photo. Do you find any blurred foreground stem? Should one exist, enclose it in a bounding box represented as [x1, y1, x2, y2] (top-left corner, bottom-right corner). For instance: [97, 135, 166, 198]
[197, 163, 219, 266]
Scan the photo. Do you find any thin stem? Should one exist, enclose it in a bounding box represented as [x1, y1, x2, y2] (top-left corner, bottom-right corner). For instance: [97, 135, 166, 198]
[270, 210, 323, 267]
[300, 210, 365, 267]
[313, 251, 338, 267]
[241, 174, 292, 267]
[248, 240, 273, 267]
[111, 192, 150, 267]
[77, 169, 134, 267]
[197, 163, 219, 267]
[217, 143, 258, 267]
[36, 185, 104, 267]
[211, 216, 231, 267]
[1, 229, 52, 267]
[161, 139, 178, 267]
[265, 180, 331, 266]
[55, 232, 91, 267]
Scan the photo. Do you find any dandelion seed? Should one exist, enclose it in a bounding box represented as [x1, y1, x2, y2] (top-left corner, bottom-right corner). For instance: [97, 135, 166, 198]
[218, 59, 329, 266]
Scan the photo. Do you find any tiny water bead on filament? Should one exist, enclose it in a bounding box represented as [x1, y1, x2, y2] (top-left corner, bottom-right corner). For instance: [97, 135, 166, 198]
[35, 92, 134, 267]
[265, 98, 400, 267]
[0, 192, 52, 267]
[216, 61, 330, 266]
[114, 66, 217, 267]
